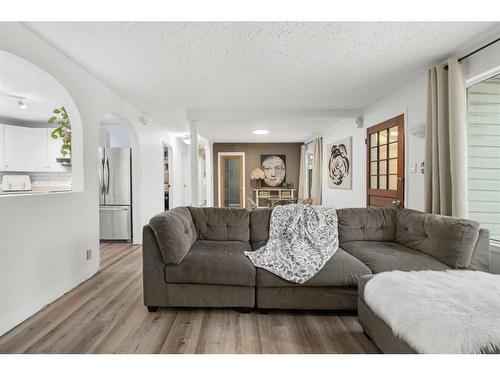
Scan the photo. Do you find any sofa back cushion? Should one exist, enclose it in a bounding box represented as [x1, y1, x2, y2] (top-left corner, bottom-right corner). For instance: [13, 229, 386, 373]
[395, 209, 480, 268]
[189, 207, 250, 242]
[337, 207, 396, 243]
[149, 207, 197, 264]
[249, 208, 273, 250]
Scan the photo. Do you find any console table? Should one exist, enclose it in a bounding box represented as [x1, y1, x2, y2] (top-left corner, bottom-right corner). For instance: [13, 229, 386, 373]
[254, 188, 296, 208]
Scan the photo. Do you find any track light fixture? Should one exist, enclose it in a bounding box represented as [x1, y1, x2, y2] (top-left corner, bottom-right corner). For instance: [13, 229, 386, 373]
[18, 97, 26, 109]
[1, 93, 27, 109]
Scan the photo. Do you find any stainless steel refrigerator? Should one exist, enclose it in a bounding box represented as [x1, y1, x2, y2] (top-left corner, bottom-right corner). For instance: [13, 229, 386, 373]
[99, 147, 132, 241]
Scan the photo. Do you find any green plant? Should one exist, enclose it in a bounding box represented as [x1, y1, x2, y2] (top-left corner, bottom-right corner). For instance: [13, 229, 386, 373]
[48, 106, 72, 157]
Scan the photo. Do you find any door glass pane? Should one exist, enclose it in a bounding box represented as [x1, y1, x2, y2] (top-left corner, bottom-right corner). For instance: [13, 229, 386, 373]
[389, 158, 397, 174]
[389, 175, 397, 190]
[379, 161, 387, 175]
[389, 142, 398, 158]
[379, 175, 387, 190]
[370, 133, 378, 147]
[389, 126, 398, 142]
[223, 158, 241, 208]
[370, 161, 378, 175]
[370, 147, 378, 161]
[370, 176, 378, 189]
[379, 129, 388, 144]
[379, 145, 387, 160]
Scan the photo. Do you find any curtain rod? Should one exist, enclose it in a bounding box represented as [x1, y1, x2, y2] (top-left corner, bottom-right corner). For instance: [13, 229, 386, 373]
[445, 36, 500, 70]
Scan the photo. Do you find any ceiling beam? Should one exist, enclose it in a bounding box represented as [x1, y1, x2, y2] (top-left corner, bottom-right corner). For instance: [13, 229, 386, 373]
[186, 108, 363, 122]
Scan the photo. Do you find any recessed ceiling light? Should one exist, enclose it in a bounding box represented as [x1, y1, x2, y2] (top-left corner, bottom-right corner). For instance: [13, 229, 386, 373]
[252, 129, 269, 135]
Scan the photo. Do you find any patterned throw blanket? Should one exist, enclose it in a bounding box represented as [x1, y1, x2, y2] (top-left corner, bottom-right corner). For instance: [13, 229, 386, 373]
[245, 204, 339, 284]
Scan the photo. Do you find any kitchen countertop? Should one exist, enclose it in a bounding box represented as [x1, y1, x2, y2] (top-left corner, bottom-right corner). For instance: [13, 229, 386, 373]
[0, 186, 72, 196]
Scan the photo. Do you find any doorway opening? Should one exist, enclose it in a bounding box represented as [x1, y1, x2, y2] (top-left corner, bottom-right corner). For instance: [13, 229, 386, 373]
[163, 143, 170, 210]
[218, 152, 245, 208]
[98, 115, 133, 243]
[366, 114, 405, 208]
[198, 144, 207, 207]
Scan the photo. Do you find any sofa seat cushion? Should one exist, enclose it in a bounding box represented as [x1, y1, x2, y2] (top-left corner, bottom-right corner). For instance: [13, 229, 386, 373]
[256, 248, 371, 287]
[165, 240, 255, 286]
[341, 241, 450, 274]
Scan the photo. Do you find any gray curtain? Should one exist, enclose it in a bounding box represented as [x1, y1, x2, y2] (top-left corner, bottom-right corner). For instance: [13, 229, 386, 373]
[298, 144, 306, 200]
[425, 58, 468, 218]
[311, 137, 322, 205]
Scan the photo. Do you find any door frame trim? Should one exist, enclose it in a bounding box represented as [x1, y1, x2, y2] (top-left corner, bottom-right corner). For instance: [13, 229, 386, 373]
[162, 141, 174, 210]
[217, 152, 246, 208]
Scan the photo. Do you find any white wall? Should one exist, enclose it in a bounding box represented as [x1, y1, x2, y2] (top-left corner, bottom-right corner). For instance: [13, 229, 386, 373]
[0, 23, 186, 336]
[321, 40, 500, 213]
[363, 75, 427, 211]
[321, 75, 427, 210]
[100, 124, 131, 148]
[321, 119, 367, 208]
[466, 36, 500, 84]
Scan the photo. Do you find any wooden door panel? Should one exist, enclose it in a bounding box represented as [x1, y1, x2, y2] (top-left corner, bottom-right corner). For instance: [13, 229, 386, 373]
[368, 195, 397, 208]
[366, 114, 404, 209]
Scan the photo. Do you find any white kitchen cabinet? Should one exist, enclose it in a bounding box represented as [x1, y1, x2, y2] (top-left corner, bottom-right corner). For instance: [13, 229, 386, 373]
[0, 124, 68, 172]
[3, 125, 47, 172]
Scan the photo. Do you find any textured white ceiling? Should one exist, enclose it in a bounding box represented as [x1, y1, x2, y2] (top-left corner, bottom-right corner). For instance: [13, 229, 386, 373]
[24, 22, 498, 140]
[199, 116, 346, 142]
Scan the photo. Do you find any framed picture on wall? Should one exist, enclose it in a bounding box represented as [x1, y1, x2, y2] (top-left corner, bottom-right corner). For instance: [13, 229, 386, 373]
[260, 154, 286, 187]
[327, 137, 352, 190]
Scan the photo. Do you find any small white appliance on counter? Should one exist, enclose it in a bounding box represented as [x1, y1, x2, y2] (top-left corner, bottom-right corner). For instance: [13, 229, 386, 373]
[2, 175, 32, 192]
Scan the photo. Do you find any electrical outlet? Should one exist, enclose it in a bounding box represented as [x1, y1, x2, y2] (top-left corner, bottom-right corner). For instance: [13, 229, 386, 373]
[86, 249, 92, 260]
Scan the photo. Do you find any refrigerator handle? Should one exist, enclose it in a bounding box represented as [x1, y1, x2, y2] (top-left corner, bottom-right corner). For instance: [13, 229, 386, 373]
[99, 156, 105, 194]
[105, 157, 110, 194]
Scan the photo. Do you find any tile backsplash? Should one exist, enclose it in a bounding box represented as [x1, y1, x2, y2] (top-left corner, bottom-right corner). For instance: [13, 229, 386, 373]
[0, 171, 72, 187]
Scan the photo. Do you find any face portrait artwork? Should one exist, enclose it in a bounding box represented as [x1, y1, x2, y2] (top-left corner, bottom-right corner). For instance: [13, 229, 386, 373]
[328, 137, 352, 189]
[261, 155, 286, 187]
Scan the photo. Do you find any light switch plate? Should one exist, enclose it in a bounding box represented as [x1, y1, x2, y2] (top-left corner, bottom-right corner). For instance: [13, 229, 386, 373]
[410, 163, 417, 173]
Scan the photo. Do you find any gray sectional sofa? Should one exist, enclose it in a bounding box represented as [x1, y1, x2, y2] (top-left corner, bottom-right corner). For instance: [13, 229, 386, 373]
[142, 206, 490, 311]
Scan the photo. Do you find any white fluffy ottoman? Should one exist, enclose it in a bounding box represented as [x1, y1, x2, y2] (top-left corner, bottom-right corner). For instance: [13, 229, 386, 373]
[358, 270, 500, 354]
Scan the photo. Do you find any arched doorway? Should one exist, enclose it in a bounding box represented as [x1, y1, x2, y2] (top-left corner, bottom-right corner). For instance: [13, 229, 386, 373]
[98, 113, 141, 244]
[0, 50, 84, 194]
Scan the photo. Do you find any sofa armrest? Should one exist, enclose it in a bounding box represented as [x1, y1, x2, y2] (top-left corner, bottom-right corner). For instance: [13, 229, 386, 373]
[468, 228, 490, 272]
[395, 209, 481, 268]
[142, 225, 169, 307]
[149, 208, 197, 264]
